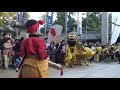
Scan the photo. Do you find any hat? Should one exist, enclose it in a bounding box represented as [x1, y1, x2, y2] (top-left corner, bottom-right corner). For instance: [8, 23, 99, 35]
[26, 19, 44, 34]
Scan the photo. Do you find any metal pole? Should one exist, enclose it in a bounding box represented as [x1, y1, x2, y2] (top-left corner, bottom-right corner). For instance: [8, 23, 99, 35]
[80, 14, 83, 40]
[17, 12, 22, 39]
[77, 12, 79, 37]
[65, 12, 68, 51]
[45, 12, 47, 38]
[15, 12, 19, 39]
[85, 12, 89, 43]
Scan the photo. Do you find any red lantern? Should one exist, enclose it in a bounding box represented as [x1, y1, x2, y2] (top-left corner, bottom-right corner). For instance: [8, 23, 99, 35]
[50, 28, 56, 36]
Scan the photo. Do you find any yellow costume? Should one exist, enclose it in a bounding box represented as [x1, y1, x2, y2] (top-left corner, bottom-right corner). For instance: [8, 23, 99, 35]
[65, 46, 77, 67]
[96, 46, 102, 62]
[76, 40, 95, 65]
[65, 33, 77, 68]
[118, 45, 120, 54]
[65, 33, 95, 67]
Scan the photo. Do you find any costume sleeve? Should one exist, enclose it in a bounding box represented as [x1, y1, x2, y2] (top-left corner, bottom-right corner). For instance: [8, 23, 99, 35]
[19, 40, 26, 58]
[38, 39, 48, 59]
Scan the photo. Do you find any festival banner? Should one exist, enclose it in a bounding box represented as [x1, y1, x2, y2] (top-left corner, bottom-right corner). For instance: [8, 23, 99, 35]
[47, 25, 63, 44]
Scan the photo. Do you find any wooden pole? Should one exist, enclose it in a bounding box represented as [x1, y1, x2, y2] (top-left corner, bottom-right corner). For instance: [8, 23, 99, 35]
[77, 12, 79, 37]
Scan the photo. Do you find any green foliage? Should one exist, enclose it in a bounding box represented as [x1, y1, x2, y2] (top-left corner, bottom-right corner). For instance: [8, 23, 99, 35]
[82, 12, 102, 31]
[82, 12, 112, 32]
[40, 14, 46, 21]
[0, 20, 4, 27]
[0, 12, 16, 27]
[53, 12, 65, 33]
[53, 12, 76, 33]
[0, 12, 14, 18]
[53, 12, 111, 33]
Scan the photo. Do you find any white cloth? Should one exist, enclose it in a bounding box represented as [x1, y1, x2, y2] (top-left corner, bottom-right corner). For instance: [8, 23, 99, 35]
[47, 25, 63, 44]
[45, 43, 50, 49]
[111, 12, 120, 45]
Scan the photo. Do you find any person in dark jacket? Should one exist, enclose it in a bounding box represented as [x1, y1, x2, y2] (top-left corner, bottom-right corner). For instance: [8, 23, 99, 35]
[55, 42, 62, 64]
[12, 37, 24, 69]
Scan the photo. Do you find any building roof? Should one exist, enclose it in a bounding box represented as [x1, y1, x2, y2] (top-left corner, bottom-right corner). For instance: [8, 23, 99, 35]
[0, 29, 15, 33]
[81, 31, 101, 40]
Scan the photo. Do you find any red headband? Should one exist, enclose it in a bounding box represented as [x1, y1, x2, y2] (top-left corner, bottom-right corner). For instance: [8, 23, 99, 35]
[27, 20, 44, 34]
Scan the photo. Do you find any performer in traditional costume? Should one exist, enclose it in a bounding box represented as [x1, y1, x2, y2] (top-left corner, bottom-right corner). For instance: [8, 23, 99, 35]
[65, 33, 77, 68]
[109, 46, 116, 62]
[76, 39, 95, 66]
[65, 33, 95, 67]
[96, 44, 102, 62]
[18, 19, 62, 78]
[115, 43, 120, 64]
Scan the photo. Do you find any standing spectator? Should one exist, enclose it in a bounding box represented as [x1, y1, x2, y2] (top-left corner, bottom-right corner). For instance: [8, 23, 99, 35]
[90, 43, 96, 63]
[109, 46, 115, 62]
[115, 43, 120, 64]
[61, 40, 65, 65]
[44, 37, 49, 48]
[0, 33, 9, 55]
[0, 36, 2, 51]
[48, 41, 55, 61]
[44, 38, 50, 53]
[13, 37, 24, 55]
[12, 37, 24, 69]
[0, 50, 2, 67]
[96, 44, 102, 62]
[0, 36, 3, 67]
[3, 38, 12, 69]
[55, 42, 62, 64]
[0, 33, 9, 68]
[84, 42, 88, 47]
[88, 42, 92, 48]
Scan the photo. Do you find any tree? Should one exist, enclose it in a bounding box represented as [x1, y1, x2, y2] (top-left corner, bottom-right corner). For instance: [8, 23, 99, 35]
[68, 12, 77, 32]
[53, 12, 65, 33]
[40, 14, 46, 21]
[0, 12, 17, 27]
[23, 12, 30, 19]
[53, 12, 76, 33]
[0, 12, 14, 18]
[82, 12, 102, 31]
